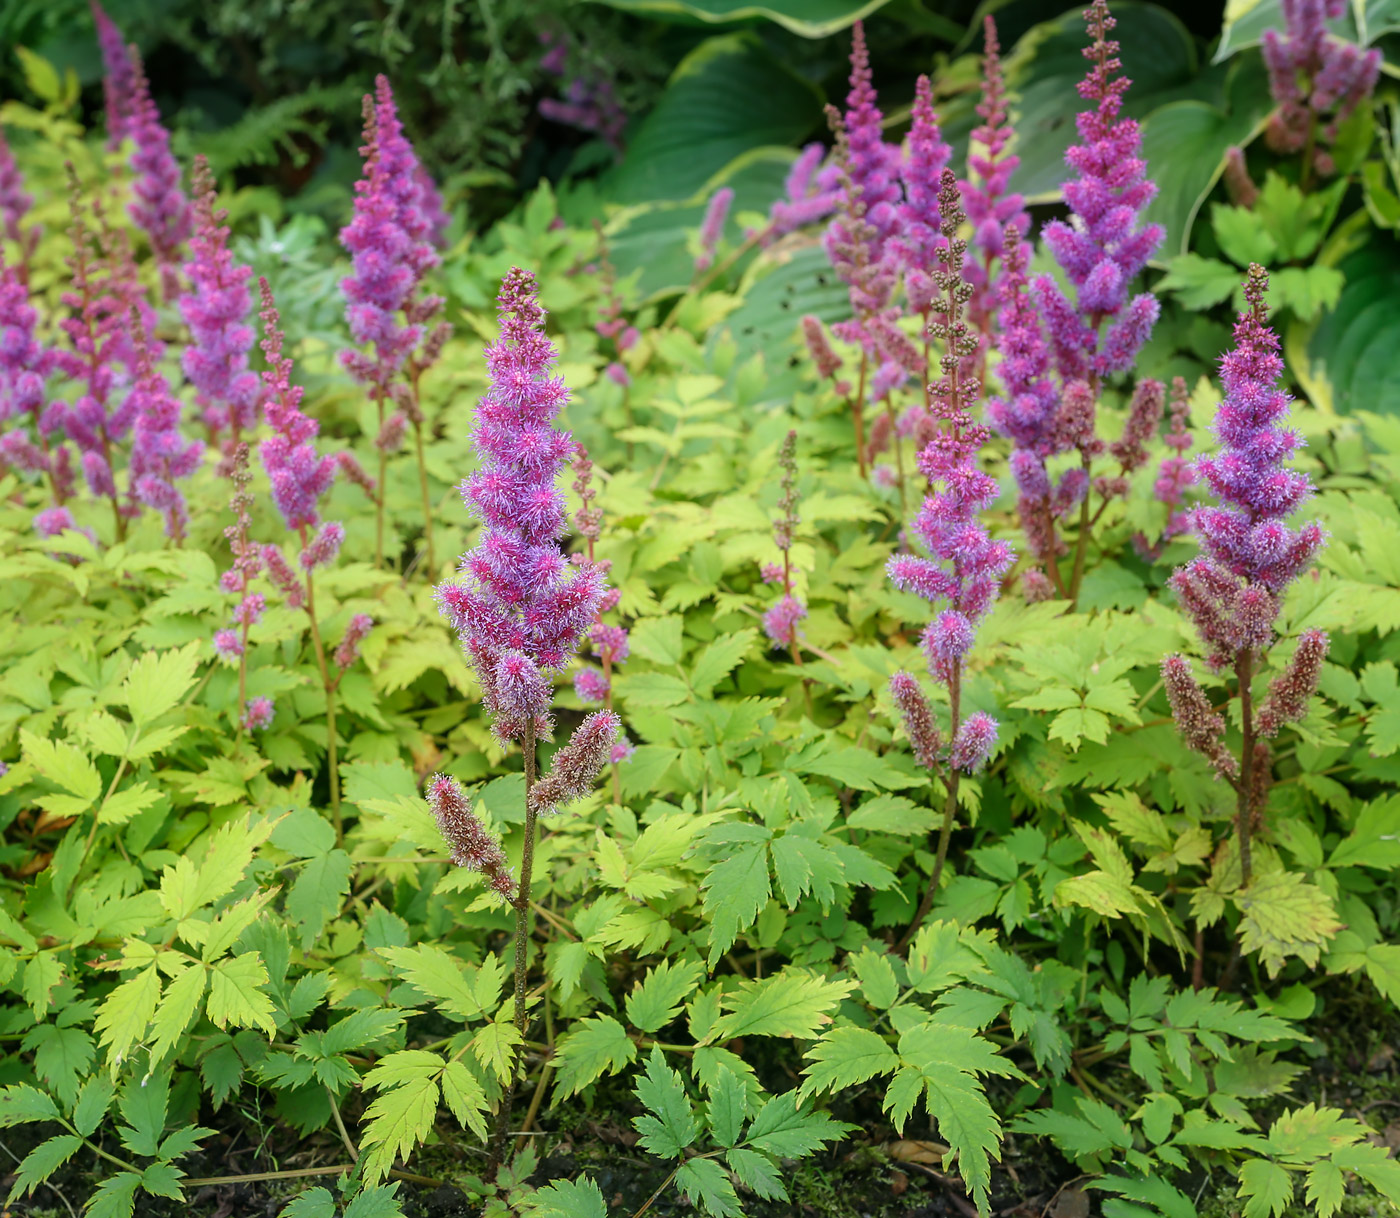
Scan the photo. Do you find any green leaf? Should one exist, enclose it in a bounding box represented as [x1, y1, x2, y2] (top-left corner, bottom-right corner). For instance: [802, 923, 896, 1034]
[848, 947, 900, 1008]
[1237, 871, 1342, 977]
[711, 970, 855, 1041]
[380, 944, 487, 1021]
[744, 1092, 850, 1158]
[280, 1188, 337, 1218]
[360, 1070, 440, 1185]
[14, 46, 61, 103]
[593, 0, 889, 38]
[523, 1178, 610, 1218]
[1305, 1160, 1346, 1218]
[799, 1027, 897, 1102]
[8, 1133, 83, 1202]
[628, 615, 686, 666]
[1238, 1158, 1294, 1218]
[85, 1170, 142, 1218]
[701, 841, 771, 966]
[123, 642, 202, 726]
[439, 1060, 489, 1138]
[706, 1066, 748, 1148]
[793, 746, 919, 791]
[554, 1016, 638, 1098]
[675, 1157, 742, 1218]
[344, 1184, 407, 1218]
[1328, 796, 1400, 869]
[95, 965, 161, 1073]
[148, 964, 207, 1066]
[117, 1071, 168, 1158]
[633, 1046, 697, 1159]
[206, 953, 278, 1038]
[286, 849, 353, 950]
[725, 1146, 787, 1200]
[604, 34, 821, 204]
[71, 1075, 114, 1137]
[1213, 203, 1277, 266]
[689, 630, 755, 696]
[626, 959, 704, 1034]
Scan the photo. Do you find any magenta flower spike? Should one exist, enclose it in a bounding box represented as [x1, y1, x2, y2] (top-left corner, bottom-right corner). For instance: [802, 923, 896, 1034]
[1033, 0, 1163, 382]
[340, 76, 447, 570]
[959, 17, 1029, 341]
[127, 310, 200, 540]
[765, 143, 841, 243]
[886, 170, 1014, 941]
[0, 254, 73, 513]
[257, 278, 337, 534]
[1163, 265, 1329, 888]
[90, 0, 139, 150]
[893, 75, 952, 317]
[436, 267, 607, 744]
[829, 21, 902, 247]
[125, 50, 192, 300]
[1262, 0, 1381, 177]
[180, 157, 260, 454]
[695, 186, 733, 274]
[0, 130, 39, 273]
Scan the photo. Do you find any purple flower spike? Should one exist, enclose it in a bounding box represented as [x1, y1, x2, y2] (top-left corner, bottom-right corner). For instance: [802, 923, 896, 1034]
[1263, 0, 1381, 177]
[258, 278, 338, 532]
[243, 697, 275, 731]
[766, 143, 840, 242]
[886, 171, 1013, 777]
[435, 268, 607, 745]
[833, 22, 902, 244]
[335, 613, 374, 670]
[90, 0, 139, 149]
[180, 156, 260, 449]
[126, 49, 192, 300]
[427, 773, 517, 902]
[339, 77, 440, 394]
[695, 186, 733, 273]
[893, 75, 952, 315]
[0, 131, 38, 268]
[127, 313, 200, 540]
[1033, 0, 1163, 380]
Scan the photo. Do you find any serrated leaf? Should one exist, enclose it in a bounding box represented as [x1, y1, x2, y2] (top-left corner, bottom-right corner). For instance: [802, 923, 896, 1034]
[148, 964, 207, 1066]
[706, 1066, 748, 1149]
[1237, 871, 1342, 977]
[675, 1157, 742, 1218]
[725, 1146, 787, 1200]
[689, 629, 755, 696]
[1238, 1158, 1293, 1218]
[799, 1026, 897, 1102]
[439, 1060, 489, 1138]
[7, 1133, 83, 1202]
[85, 1170, 142, 1218]
[633, 1046, 696, 1159]
[123, 642, 202, 726]
[522, 1178, 610, 1218]
[95, 965, 161, 1072]
[206, 954, 277, 1038]
[380, 944, 487, 1021]
[0, 1084, 60, 1127]
[701, 841, 771, 967]
[626, 959, 704, 1034]
[360, 1072, 440, 1184]
[554, 1015, 638, 1098]
[711, 971, 856, 1041]
[744, 1092, 850, 1158]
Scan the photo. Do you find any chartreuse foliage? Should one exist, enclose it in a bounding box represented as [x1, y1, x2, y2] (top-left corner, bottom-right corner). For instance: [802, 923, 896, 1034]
[4, 1, 1400, 1214]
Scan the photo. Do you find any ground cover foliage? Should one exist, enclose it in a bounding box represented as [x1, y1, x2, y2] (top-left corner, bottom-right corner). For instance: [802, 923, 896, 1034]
[2, 1, 1400, 1217]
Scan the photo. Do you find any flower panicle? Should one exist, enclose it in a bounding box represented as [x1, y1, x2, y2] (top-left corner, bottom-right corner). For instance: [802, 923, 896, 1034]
[695, 187, 733, 273]
[528, 711, 621, 817]
[427, 773, 518, 902]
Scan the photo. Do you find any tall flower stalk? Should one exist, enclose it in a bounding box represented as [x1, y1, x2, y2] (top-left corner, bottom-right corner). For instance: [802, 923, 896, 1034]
[180, 156, 260, 460]
[340, 78, 447, 572]
[434, 268, 615, 1166]
[886, 171, 1014, 947]
[213, 444, 267, 731]
[257, 278, 363, 841]
[1163, 265, 1327, 896]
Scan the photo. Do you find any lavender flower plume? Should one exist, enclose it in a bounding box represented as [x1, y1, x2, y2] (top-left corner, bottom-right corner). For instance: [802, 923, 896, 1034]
[1190, 265, 1325, 597]
[426, 773, 517, 902]
[766, 143, 840, 242]
[0, 253, 69, 509]
[960, 17, 1029, 336]
[126, 49, 192, 299]
[1262, 0, 1381, 177]
[335, 613, 374, 669]
[1257, 628, 1328, 737]
[695, 187, 733, 273]
[435, 268, 606, 744]
[831, 22, 902, 245]
[257, 277, 337, 532]
[90, 0, 138, 149]
[889, 671, 941, 770]
[127, 311, 200, 539]
[0, 131, 38, 267]
[1161, 654, 1237, 779]
[243, 697, 274, 731]
[893, 75, 952, 315]
[339, 78, 440, 393]
[1033, 0, 1163, 381]
[528, 711, 621, 816]
[180, 156, 260, 448]
[886, 171, 1014, 751]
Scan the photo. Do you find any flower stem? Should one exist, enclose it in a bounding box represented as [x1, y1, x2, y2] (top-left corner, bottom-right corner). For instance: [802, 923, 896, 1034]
[490, 719, 538, 1171]
[853, 352, 868, 479]
[1235, 647, 1256, 889]
[302, 563, 341, 843]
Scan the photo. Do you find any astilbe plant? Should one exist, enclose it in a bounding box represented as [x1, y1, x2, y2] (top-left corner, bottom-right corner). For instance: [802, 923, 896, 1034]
[693, 186, 733, 275]
[257, 277, 370, 840]
[213, 444, 269, 731]
[180, 156, 260, 461]
[958, 17, 1029, 356]
[1164, 266, 1327, 903]
[992, 0, 1164, 603]
[0, 131, 39, 280]
[761, 430, 808, 666]
[886, 170, 1014, 946]
[340, 77, 449, 572]
[124, 49, 192, 301]
[126, 309, 199, 540]
[1262, 0, 1381, 183]
[570, 444, 634, 784]
[0, 254, 74, 524]
[90, 0, 138, 150]
[433, 267, 617, 1165]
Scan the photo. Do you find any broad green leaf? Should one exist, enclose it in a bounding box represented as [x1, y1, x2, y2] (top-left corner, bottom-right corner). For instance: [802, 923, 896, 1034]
[744, 1092, 851, 1158]
[95, 965, 161, 1072]
[554, 1016, 638, 1098]
[711, 970, 856, 1041]
[675, 1157, 742, 1217]
[701, 841, 771, 966]
[706, 1066, 748, 1148]
[1238, 1158, 1294, 1218]
[0, 1084, 60, 1127]
[439, 1060, 489, 1138]
[632, 1046, 697, 1159]
[360, 1072, 440, 1184]
[206, 953, 277, 1037]
[593, 0, 890, 38]
[122, 642, 202, 726]
[523, 1178, 610, 1218]
[380, 944, 486, 1021]
[626, 959, 704, 1034]
[799, 1026, 898, 1102]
